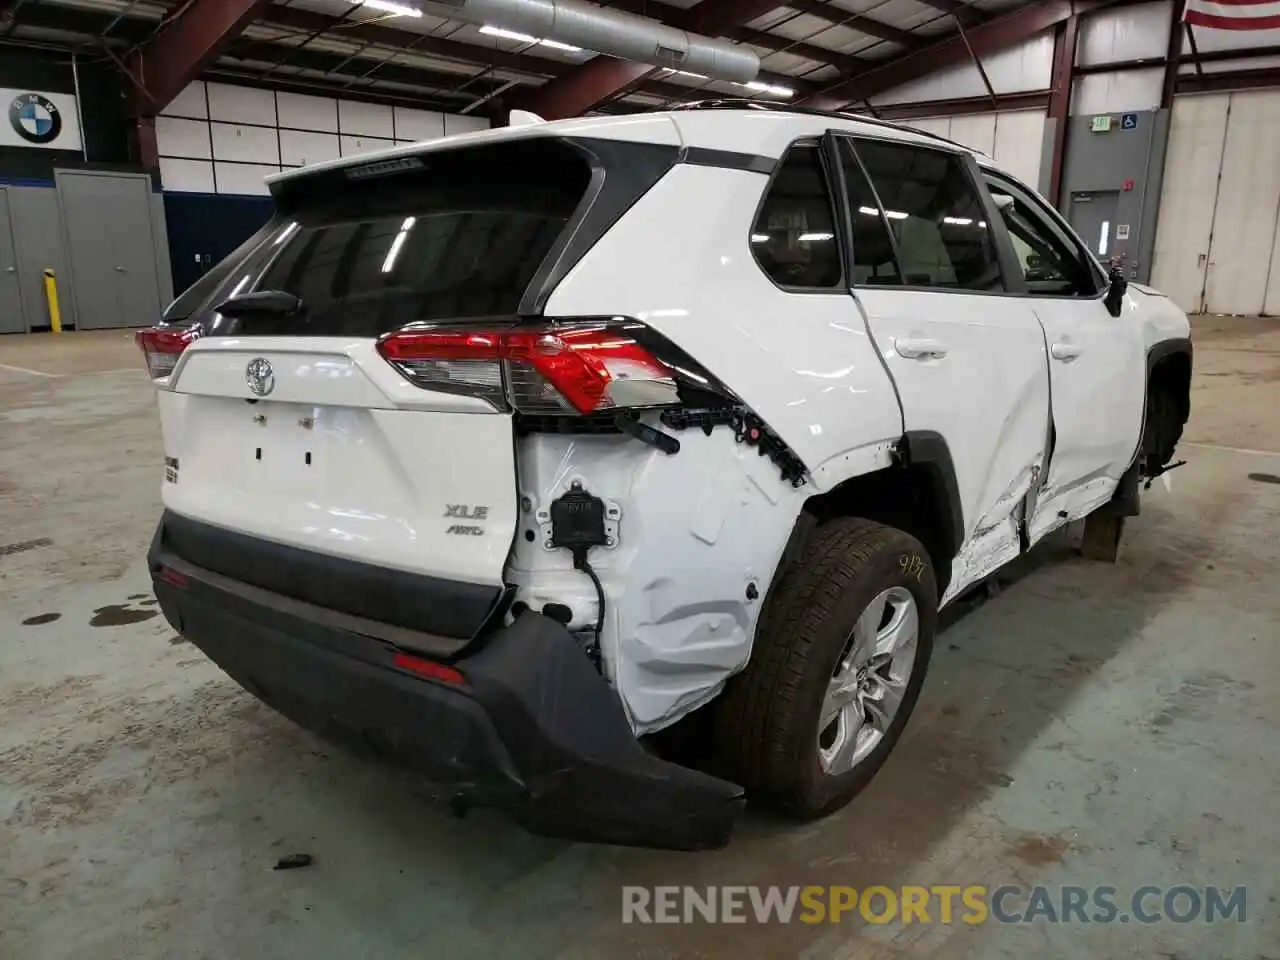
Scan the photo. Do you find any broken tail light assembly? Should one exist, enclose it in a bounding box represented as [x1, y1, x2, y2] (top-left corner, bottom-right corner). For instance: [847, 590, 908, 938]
[136, 324, 200, 382]
[377, 318, 808, 485]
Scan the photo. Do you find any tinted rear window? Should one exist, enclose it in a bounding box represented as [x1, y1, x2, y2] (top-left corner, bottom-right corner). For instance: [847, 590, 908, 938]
[207, 139, 593, 336]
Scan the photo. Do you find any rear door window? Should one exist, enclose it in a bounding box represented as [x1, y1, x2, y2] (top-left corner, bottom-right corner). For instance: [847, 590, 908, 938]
[851, 138, 1004, 292]
[750, 142, 843, 290]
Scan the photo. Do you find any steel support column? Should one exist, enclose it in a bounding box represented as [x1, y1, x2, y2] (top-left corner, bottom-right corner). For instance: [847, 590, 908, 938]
[514, 0, 788, 119]
[1161, 1, 1187, 108]
[127, 0, 272, 116]
[1047, 15, 1079, 207]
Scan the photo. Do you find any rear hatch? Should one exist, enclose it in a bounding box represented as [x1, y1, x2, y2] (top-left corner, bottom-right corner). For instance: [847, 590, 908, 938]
[150, 133, 676, 641]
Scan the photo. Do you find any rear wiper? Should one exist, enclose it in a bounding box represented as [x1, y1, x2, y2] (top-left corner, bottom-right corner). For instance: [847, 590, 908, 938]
[215, 289, 303, 319]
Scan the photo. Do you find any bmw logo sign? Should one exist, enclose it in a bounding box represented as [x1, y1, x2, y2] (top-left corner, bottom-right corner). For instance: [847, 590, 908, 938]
[10, 93, 62, 145]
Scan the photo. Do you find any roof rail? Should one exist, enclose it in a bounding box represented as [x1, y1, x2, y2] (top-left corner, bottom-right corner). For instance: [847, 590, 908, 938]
[661, 99, 976, 154]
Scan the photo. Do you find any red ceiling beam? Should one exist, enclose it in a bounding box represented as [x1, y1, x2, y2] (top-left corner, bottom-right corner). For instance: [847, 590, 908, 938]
[1046, 15, 1078, 207]
[128, 0, 272, 114]
[802, 0, 1122, 110]
[514, 0, 792, 119]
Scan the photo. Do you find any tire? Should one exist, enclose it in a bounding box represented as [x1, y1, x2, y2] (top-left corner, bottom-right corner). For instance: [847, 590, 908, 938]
[714, 517, 937, 819]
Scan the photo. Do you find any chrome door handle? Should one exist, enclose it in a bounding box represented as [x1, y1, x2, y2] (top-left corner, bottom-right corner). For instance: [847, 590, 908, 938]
[894, 337, 948, 360]
[1051, 342, 1082, 362]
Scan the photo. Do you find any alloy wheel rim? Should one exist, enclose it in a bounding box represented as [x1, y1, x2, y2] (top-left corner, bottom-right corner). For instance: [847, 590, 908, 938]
[817, 586, 919, 776]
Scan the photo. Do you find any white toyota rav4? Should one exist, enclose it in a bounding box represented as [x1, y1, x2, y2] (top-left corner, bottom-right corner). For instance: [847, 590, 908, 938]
[138, 101, 1192, 850]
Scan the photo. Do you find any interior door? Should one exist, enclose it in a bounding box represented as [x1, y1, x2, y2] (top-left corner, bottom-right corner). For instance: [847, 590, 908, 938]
[983, 171, 1145, 543]
[1068, 191, 1120, 262]
[0, 189, 26, 334]
[837, 137, 1051, 601]
[1150, 93, 1229, 314]
[58, 172, 164, 330]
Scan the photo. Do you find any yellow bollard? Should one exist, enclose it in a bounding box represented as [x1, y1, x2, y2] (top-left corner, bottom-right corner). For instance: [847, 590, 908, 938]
[43, 268, 61, 334]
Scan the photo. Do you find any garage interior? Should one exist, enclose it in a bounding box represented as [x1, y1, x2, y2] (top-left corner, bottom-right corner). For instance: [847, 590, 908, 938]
[1, 0, 1279, 957]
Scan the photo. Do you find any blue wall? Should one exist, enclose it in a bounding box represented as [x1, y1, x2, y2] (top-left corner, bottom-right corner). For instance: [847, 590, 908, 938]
[163, 192, 274, 297]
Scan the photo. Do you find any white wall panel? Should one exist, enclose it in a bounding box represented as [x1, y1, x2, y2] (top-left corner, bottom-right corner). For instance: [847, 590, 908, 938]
[213, 163, 278, 196]
[983, 31, 1054, 93]
[279, 128, 340, 168]
[874, 32, 1053, 106]
[992, 110, 1047, 187]
[1077, 2, 1174, 66]
[904, 117, 951, 138]
[875, 62, 986, 105]
[900, 110, 1046, 188]
[949, 114, 996, 156]
[210, 122, 280, 164]
[1072, 68, 1163, 116]
[1203, 91, 1280, 315]
[160, 158, 215, 193]
[339, 99, 394, 138]
[276, 91, 338, 132]
[395, 106, 445, 142]
[1151, 94, 1229, 313]
[164, 81, 207, 119]
[340, 134, 395, 157]
[155, 116, 211, 159]
[206, 82, 276, 126]
[444, 114, 490, 136]
[157, 80, 485, 195]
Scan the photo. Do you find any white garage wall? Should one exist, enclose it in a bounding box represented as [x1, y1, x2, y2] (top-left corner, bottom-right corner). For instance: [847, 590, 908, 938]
[873, 31, 1055, 107]
[156, 81, 490, 196]
[903, 110, 1048, 189]
[1152, 89, 1280, 316]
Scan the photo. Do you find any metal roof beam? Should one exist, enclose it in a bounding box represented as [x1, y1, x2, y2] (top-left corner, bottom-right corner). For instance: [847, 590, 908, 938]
[127, 0, 272, 113]
[802, 0, 1122, 110]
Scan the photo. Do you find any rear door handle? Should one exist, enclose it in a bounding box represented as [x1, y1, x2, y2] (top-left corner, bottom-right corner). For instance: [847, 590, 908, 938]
[894, 337, 948, 360]
[1050, 341, 1082, 362]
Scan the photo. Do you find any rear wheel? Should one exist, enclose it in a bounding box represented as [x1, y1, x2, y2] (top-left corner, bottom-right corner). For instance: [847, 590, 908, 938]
[714, 517, 937, 818]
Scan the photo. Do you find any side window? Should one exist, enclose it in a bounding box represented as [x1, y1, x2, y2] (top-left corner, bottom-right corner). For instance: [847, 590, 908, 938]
[853, 139, 1004, 292]
[983, 173, 1102, 297]
[835, 139, 902, 286]
[751, 143, 843, 290]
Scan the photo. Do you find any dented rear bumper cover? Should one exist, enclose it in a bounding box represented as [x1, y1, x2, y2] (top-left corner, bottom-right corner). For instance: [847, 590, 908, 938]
[148, 520, 743, 850]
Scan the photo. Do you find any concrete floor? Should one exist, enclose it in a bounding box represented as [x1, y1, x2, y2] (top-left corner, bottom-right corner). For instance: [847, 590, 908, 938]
[2, 318, 1278, 959]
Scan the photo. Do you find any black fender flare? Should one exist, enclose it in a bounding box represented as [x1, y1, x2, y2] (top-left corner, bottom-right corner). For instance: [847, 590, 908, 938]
[897, 430, 965, 571]
[1147, 337, 1193, 379]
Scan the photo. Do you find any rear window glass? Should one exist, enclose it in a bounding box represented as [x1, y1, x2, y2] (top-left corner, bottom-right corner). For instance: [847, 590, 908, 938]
[212, 139, 591, 336]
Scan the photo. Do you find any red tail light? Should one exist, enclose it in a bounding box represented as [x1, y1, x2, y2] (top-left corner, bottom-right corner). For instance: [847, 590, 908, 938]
[392, 651, 465, 685]
[377, 322, 682, 414]
[136, 325, 200, 381]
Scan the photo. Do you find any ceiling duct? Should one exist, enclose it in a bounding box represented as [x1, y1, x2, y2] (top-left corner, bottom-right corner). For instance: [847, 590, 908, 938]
[421, 0, 760, 83]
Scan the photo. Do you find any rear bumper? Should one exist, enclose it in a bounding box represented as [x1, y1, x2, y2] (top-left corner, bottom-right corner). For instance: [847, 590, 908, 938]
[148, 522, 744, 850]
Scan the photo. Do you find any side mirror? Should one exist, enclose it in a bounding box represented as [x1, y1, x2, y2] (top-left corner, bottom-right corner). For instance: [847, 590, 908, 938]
[1104, 268, 1128, 318]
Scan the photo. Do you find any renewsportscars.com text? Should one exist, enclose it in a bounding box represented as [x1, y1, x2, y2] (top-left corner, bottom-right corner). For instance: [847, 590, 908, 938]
[622, 885, 1247, 926]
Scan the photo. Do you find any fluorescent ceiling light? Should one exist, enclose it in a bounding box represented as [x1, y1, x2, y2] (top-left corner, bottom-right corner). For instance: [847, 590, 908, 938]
[859, 206, 909, 221]
[663, 68, 709, 80]
[360, 0, 423, 16]
[739, 80, 794, 98]
[798, 232, 834, 242]
[943, 216, 973, 226]
[480, 25, 581, 52]
[751, 233, 770, 243]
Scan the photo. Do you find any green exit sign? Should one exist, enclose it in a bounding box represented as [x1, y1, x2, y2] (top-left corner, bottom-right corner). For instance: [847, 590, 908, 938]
[1091, 115, 1113, 133]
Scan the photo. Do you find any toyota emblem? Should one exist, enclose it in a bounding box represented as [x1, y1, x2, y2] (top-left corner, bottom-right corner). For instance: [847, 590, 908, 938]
[245, 358, 275, 397]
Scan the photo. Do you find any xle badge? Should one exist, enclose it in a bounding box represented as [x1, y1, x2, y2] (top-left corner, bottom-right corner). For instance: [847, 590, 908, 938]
[444, 504, 488, 537]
